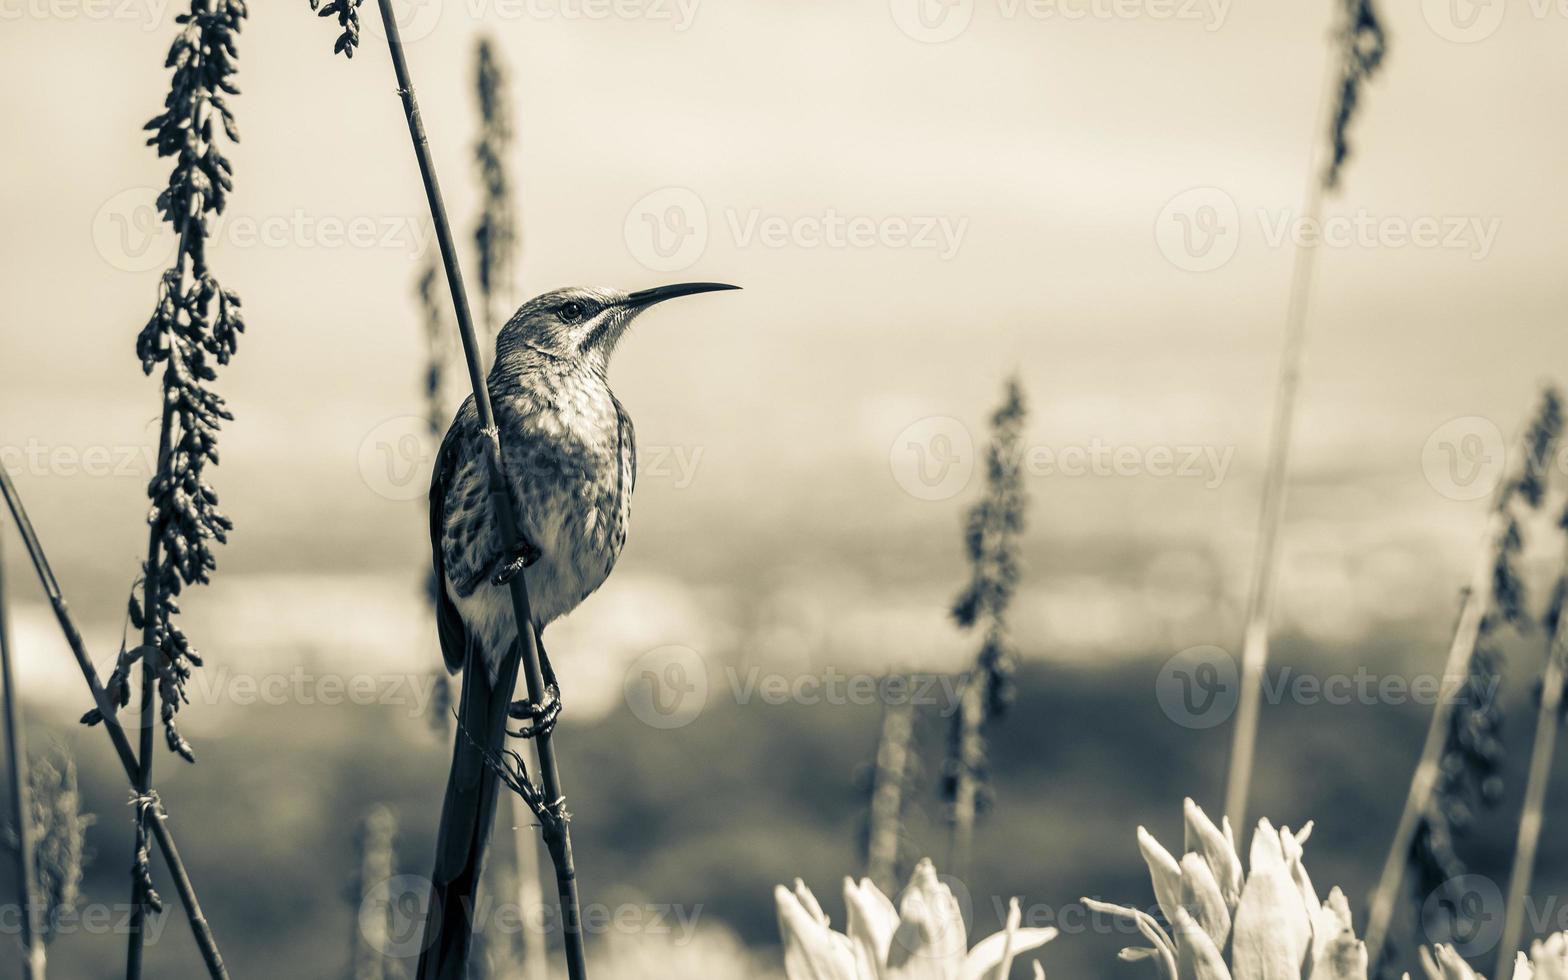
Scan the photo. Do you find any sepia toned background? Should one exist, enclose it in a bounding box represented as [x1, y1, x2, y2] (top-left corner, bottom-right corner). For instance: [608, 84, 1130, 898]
[3, 0, 1568, 976]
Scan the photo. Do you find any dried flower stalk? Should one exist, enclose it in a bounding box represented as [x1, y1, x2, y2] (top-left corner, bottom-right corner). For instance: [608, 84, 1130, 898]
[946, 376, 1027, 879]
[1365, 390, 1562, 971]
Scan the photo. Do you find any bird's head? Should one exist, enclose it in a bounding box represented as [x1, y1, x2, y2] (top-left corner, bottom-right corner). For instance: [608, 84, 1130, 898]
[496, 282, 740, 373]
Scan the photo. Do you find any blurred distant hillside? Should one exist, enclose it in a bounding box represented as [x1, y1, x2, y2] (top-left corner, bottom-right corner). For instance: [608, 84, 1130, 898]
[6, 649, 1565, 979]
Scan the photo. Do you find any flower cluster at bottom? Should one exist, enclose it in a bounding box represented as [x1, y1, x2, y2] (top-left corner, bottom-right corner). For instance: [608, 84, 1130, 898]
[774, 799, 1568, 980]
[776, 858, 1057, 980]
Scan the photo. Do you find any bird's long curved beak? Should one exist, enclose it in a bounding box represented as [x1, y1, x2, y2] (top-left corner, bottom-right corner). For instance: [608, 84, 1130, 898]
[621, 282, 741, 309]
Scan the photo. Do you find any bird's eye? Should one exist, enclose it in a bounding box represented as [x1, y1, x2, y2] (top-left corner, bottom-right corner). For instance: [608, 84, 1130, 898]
[559, 301, 586, 322]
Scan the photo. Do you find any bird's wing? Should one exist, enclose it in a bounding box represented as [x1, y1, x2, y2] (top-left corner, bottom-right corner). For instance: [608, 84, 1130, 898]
[427, 403, 508, 916]
[430, 406, 478, 675]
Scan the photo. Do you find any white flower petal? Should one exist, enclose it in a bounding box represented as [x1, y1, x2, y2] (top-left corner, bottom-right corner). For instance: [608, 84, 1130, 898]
[846, 877, 898, 980]
[1179, 851, 1231, 948]
[1084, 897, 1177, 980]
[1184, 799, 1243, 913]
[960, 898, 1057, 980]
[1309, 887, 1359, 976]
[1420, 944, 1479, 980]
[1173, 905, 1232, 980]
[1529, 932, 1568, 980]
[1281, 824, 1320, 929]
[778, 884, 858, 980]
[798, 878, 831, 926]
[1305, 929, 1366, 980]
[1515, 950, 1537, 980]
[1140, 826, 1185, 928]
[887, 860, 967, 980]
[1230, 821, 1312, 980]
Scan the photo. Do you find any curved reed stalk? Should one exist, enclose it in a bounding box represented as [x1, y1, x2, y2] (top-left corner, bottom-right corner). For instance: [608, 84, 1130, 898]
[349, 6, 588, 976]
[1224, 0, 1387, 831]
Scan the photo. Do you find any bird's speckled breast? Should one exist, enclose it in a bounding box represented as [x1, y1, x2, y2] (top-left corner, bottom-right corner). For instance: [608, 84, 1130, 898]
[440, 356, 634, 675]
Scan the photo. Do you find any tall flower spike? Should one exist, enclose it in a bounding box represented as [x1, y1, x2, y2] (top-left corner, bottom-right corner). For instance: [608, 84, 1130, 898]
[86, 0, 247, 766]
[473, 35, 517, 340]
[1323, 0, 1388, 191]
[947, 377, 1029, 875]
[1416, 387, 1565, 944]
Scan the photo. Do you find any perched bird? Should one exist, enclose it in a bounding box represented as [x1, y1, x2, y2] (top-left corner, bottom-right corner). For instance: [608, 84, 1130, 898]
[431, 281, 738, 716]
[422, 281, 738, 974]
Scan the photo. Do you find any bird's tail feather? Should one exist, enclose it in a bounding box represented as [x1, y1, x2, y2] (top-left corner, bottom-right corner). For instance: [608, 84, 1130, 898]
[418, 638, 515, 980]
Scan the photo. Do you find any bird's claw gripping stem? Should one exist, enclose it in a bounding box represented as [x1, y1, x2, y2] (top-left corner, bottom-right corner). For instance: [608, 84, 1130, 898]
[491, 539, 542, 586]
[507, 682, 562, 740]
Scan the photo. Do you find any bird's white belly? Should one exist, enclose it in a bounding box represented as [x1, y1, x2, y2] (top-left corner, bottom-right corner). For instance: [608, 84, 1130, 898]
[449, 546, 609, 681]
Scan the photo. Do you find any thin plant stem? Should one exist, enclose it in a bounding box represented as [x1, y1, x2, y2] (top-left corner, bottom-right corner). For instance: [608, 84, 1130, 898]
[366, 6, 587, 977]
[865, 692, 913, 894]
[947, 679, 983, 884]
[351, 805, 399, 980]
[1495, 571, 1568, 979]
[0, 531, 45, 979]
[1363, 503, 1515, 969]
[128, 379, 174, 980]
[509, 790, 549, 980]
[1223, 38, 1338, 833]
[0, 469, 227, 979]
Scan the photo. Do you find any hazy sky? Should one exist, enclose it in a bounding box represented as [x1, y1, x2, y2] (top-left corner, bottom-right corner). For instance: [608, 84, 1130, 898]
[4, 0, 1568, 701]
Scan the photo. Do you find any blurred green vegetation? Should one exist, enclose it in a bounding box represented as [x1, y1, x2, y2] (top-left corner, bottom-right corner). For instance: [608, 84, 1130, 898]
[4, 640, 1567, 979]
